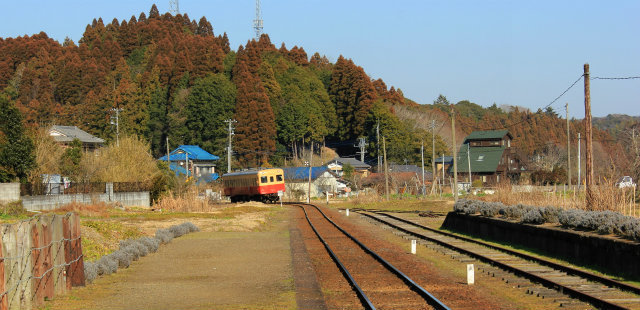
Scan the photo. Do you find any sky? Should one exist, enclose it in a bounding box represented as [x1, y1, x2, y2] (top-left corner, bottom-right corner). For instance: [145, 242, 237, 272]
[2, 0, 639, 118]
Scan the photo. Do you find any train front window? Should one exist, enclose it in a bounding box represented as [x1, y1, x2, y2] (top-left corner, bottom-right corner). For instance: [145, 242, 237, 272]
[276, 175, 283, 182]
[261, 176, 268, 183]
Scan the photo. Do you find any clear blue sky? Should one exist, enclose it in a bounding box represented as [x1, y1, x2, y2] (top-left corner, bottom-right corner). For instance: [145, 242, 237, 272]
[2, 0, 639, 118]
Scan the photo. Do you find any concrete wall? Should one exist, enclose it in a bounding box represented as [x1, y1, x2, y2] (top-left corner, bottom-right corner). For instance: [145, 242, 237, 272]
[0, 183, 20, 203]
[442, 212, 640, 281]
[21, 191, 150, 211]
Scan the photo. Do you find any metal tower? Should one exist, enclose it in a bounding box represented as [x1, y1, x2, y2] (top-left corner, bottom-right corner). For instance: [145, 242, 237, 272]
[253, 0, 263, 39]
[169, 0, 180, 15]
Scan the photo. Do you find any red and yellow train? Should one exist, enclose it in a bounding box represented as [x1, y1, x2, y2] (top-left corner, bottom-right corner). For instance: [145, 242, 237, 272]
[222, 168, 285, 203]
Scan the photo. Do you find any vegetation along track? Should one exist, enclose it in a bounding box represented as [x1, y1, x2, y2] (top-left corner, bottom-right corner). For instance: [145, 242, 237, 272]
[356, 209, 640, 310]
[293, 203, 450, 310]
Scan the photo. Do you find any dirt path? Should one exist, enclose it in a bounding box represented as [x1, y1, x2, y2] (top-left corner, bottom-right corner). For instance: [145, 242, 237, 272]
[44, 209, 296, 310]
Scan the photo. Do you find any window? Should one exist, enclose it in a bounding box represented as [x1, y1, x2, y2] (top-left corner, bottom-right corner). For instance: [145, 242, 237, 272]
[508, 140, 511, 148]
[261, 176, 268, 183]
[490, 141, 500, 146]
[482, 176, 487, 182]
[270, 176, 274, 182]
[276, 175, 283, 182]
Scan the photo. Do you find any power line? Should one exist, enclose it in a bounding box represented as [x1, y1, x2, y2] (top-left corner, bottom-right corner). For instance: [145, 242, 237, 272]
[591, 76, 640, 80]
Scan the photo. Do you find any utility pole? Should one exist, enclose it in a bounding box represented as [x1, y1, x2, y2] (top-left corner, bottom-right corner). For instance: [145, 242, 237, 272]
[441, 153, 445, 197]
[431, 120, 436, 194]
[383, 137, 389, 201]
[467, 143, 472, 187]
[110, 108, 122, 147]
[421, 139, 425, 196]
[584, 64, 594, 209]
[355, 137, 366, 163]
[224, 119, 237, 173]
[377, 120, 381, 172]
[566, 103, 571, 187]
[166, 136, 170, 167]
[307, 142, 313, 203]
[451, 104, 458, 201]
[578, 133, 581, 189]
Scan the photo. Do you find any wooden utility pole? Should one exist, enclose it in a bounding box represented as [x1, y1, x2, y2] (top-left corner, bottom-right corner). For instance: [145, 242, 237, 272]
[166, 136, 170, 167]
[377, 120, 381, 172]
[451, 104, 458, 201]
[566, 103, 571, 187]
[584, 63, 594, 209]
[578, 133, 581, 189]
[421, 139, 425, 196]
[307, 142, 313, 203]
[384, 137, 389, 201]
[431, 120, 436, 194]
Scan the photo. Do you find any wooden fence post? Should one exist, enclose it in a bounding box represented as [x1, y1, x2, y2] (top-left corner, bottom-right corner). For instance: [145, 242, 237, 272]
[31, 222, 44, 306]
[71, 214, 85, 286]
[62, 215, 72, 290]
[0, 234, 7, 310]
[52, 215, 67, 296]
[41, 216, 54, 300]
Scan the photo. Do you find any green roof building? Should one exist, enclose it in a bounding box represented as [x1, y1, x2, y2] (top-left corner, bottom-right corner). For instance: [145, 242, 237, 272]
[455, 130, 522, 185]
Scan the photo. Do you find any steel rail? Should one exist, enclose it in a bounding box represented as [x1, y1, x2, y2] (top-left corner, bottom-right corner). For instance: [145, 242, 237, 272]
[358, 211, 631, 310]
[376, 211, 640, 296]
[299, 203, 450, 310]
[298, 204, 376, 309]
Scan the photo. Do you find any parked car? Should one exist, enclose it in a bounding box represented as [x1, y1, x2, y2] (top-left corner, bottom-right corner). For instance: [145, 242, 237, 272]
[616, 176, 636, 188]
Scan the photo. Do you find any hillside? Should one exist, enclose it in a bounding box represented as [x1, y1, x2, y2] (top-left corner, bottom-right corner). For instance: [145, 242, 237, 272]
[0, 5, 635, 181]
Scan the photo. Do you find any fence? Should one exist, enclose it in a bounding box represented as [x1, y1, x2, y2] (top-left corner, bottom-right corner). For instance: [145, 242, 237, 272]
[1, 213, 84, 310]
[20, 182, 152, 196]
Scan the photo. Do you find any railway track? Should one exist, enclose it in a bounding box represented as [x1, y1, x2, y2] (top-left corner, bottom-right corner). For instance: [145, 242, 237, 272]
[356, 210, 640, 310]
[295, 203, 450, 310]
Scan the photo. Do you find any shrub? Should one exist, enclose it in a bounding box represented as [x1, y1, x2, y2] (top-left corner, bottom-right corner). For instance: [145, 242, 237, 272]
[84, 222, 199, 283]
[456, 199, 640, 242]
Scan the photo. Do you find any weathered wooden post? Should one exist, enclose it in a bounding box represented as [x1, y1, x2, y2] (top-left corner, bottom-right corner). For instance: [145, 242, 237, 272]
[62, 215, 72, 290]
[40, 216, 54, 300]
[0, 233, 7, 310]
[69, 214, 85, 287]
[52, 215, 67, 295]
[31, 221, 44, 306]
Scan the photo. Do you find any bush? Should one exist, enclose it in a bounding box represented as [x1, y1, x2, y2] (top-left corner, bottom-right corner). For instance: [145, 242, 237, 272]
[84, 222, 200, 283]
[457, 199, 640, 241]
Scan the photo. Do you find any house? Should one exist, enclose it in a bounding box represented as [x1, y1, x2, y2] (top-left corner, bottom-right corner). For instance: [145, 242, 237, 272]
[49, 125, 104, 151]
[158, 145, 220, 180]
[327, 158, 372, 178]
[455, 130, 522, 185]
[282, 166, 340, 200]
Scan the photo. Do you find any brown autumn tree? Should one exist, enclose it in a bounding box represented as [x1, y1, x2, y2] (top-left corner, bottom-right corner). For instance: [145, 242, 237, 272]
[232, 46, 276, 167]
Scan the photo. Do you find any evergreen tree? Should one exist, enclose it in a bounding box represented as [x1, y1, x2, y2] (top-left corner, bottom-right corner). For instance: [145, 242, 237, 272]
[185, 73, 236, 160]
[0, 94, 35, 182]
[233, 61, 276, 167]
[328, 56, 377, 140]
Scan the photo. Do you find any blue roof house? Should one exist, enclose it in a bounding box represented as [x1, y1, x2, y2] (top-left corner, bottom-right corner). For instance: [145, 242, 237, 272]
[159, 145, 220, 181]
[282, 167, 340, 200]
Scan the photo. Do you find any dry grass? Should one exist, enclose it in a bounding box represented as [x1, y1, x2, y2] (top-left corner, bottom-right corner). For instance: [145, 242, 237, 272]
[44, 201, 112, 217]
[477, 181, 638, 216]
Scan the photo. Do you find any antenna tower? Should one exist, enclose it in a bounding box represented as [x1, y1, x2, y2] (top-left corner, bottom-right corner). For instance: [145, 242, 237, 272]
[253, 0, 263, 39]
[169, 0, 180, 15]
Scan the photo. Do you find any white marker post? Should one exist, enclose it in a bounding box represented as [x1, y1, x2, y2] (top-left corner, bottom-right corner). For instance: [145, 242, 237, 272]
[467, 264, 474, 285]
[346, 208, 350, 216]
[277, 190, 283, 207]
[411, 240, 417, 254]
